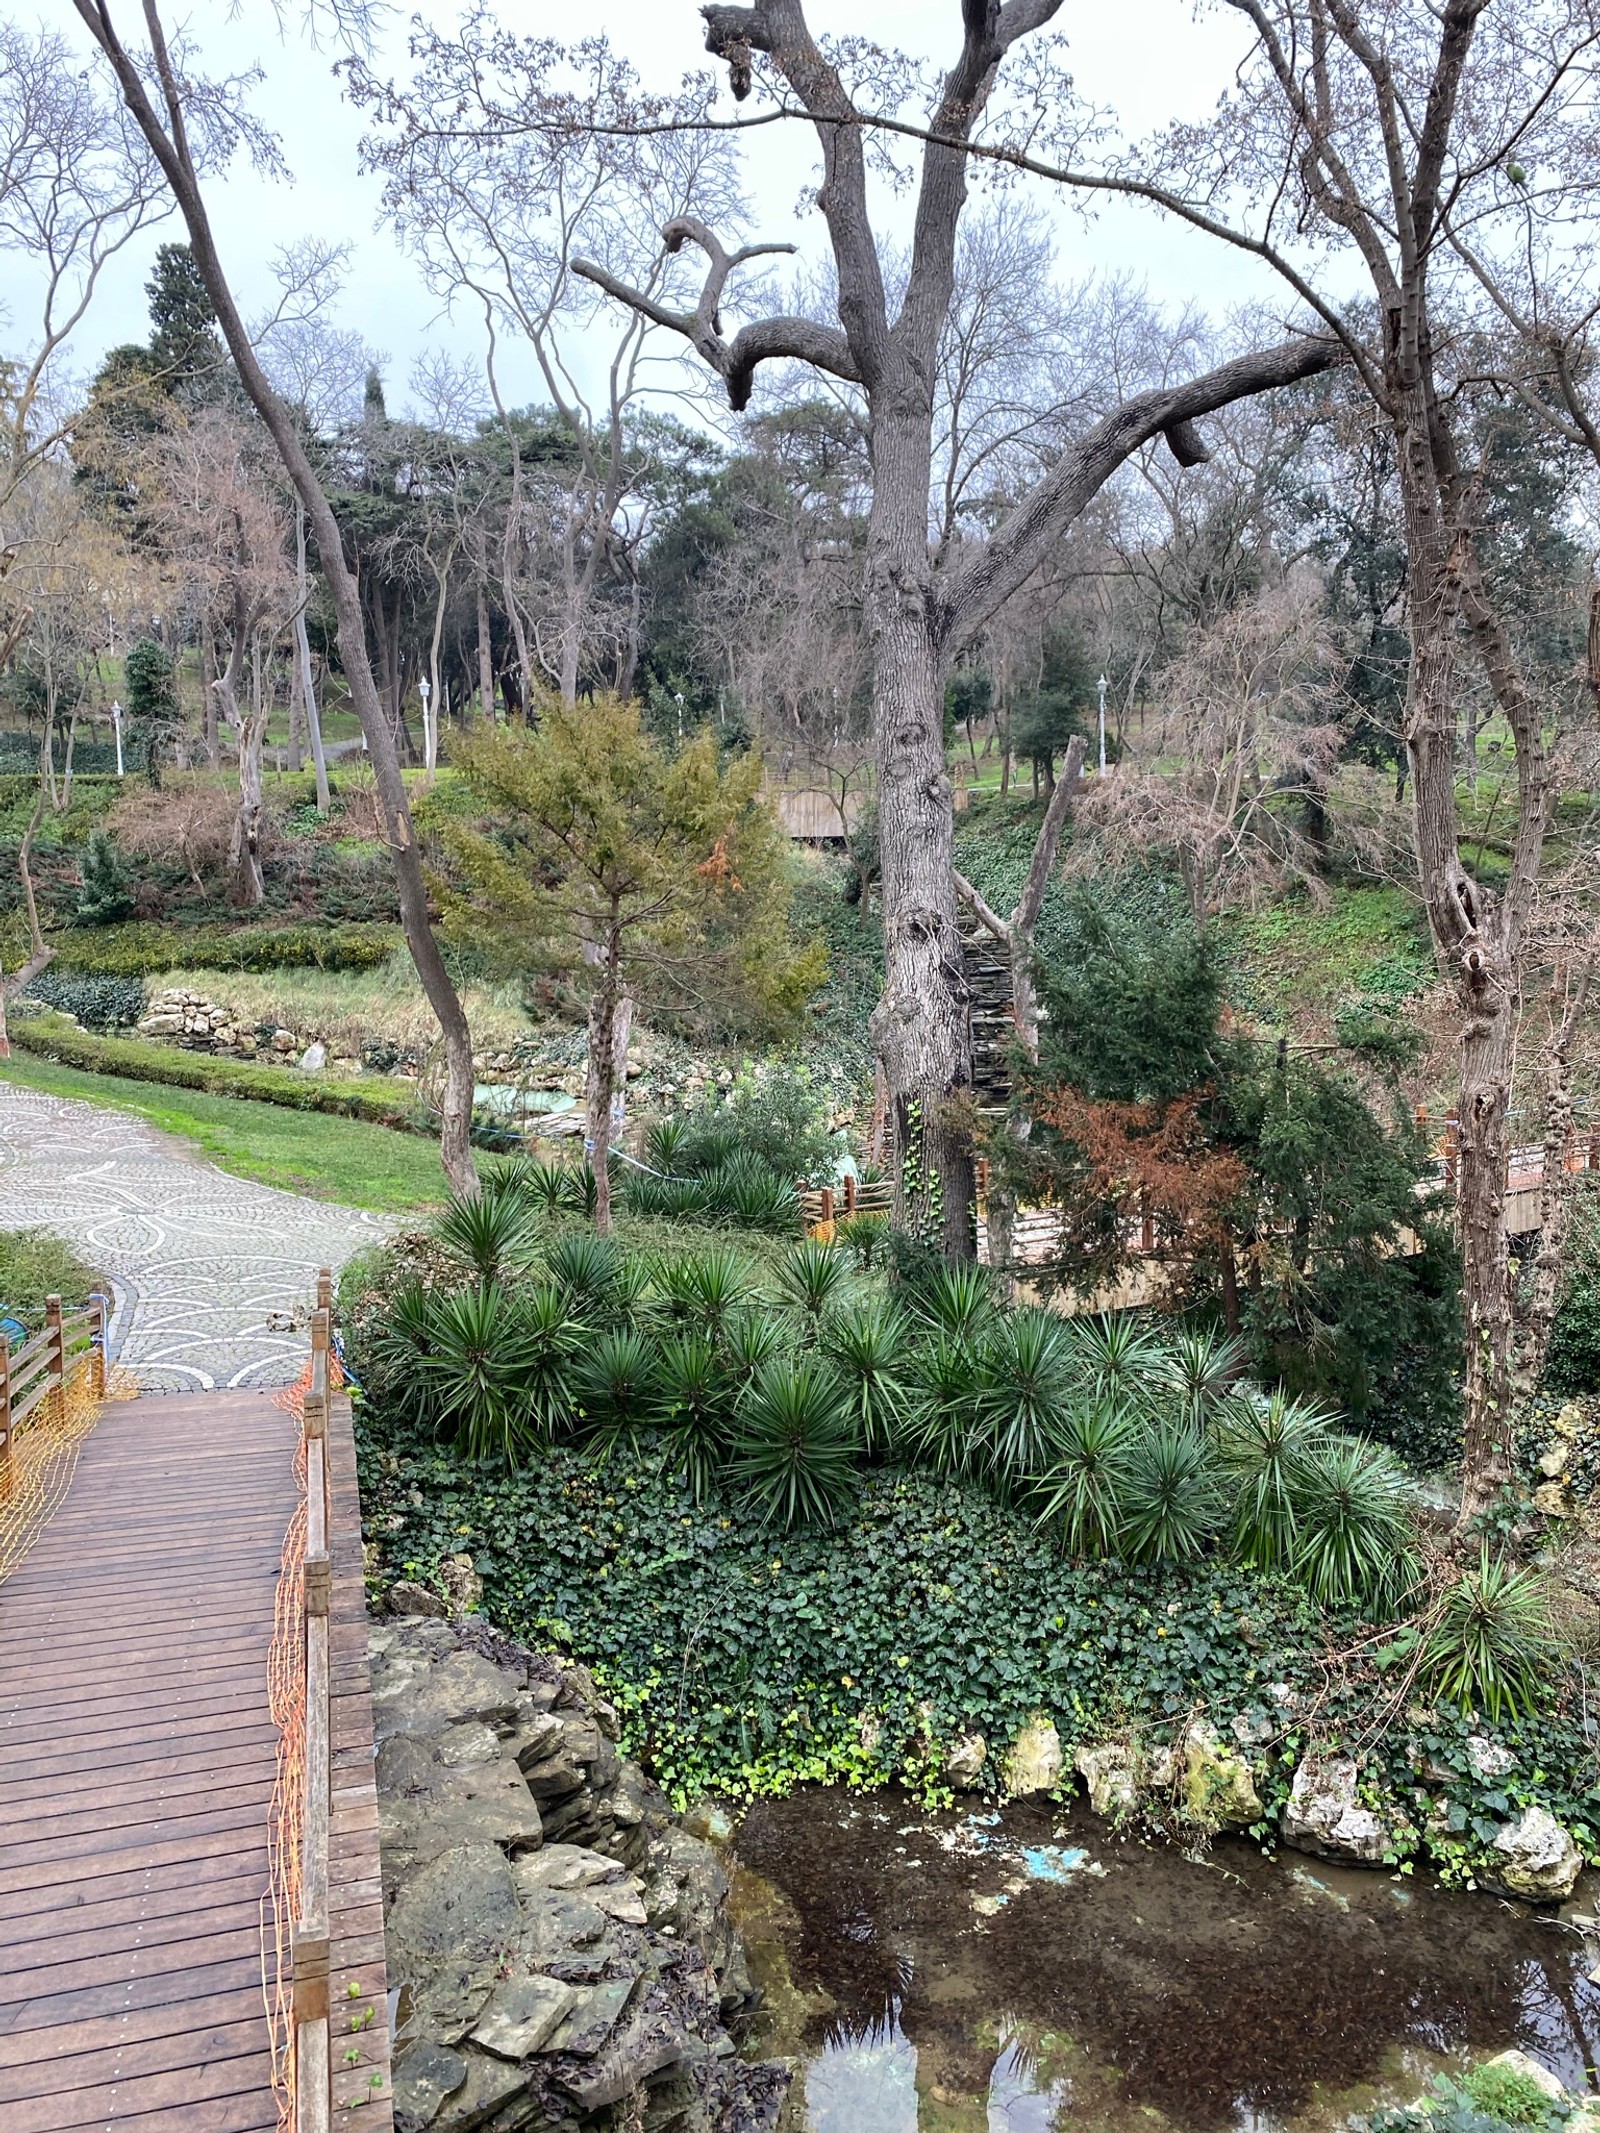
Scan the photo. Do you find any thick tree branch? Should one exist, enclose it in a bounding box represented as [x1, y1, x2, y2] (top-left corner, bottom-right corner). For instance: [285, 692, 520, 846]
[573, 219, 860, 410]
[938, 337, 1345, 657]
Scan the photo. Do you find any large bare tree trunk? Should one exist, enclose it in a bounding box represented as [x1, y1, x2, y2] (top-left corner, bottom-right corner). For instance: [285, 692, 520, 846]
[866, 405, 975, 1258]
[585, 953, 621, 1238]
[292, 500, 330, 810]
[476, 578, 494, 724]
[78, 0, 480, 1195]
[1516, 956, 1594, 1392]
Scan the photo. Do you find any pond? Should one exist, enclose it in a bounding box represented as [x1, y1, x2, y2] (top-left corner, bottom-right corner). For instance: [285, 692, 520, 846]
[730, 1789, 1600, 2132]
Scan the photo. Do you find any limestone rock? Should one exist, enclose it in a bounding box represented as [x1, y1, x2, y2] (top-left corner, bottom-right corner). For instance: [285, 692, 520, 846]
[1003, 1717, 1063, 1798]
[299, 1041, 327, 1073]
[391, 2038, 466, 2132]
[1074, 1741, 1137, 1820]
[386, 1842, 521, 2041]
[1280, 1755, 1393, 1864]
[1181, 1719, 1262, 1829]
[470, 1974, 577, 2060]
[1534, 1480, 1572, 1518]
[945, 1733, 987, 1790]
[388, 1581, 447, 1617]
[1484, 1806, 1583, 1901]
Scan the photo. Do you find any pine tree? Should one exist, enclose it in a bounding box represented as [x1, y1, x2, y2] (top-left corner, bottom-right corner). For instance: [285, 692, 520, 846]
[75, 829, 134, 925]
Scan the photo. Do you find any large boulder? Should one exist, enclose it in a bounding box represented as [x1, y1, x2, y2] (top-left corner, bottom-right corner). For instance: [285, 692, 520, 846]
[1483, 1806, 1584, 1902]
[945, 1733, 987, 1790]
[1181, 1719, 1262, 1829]
[1003, 1717, 1064, 1798]
[1280, 1756, 1394, 1865]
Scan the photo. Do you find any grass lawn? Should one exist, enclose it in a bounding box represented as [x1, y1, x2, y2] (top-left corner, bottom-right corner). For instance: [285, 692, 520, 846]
[0, 1051, 451, 1212]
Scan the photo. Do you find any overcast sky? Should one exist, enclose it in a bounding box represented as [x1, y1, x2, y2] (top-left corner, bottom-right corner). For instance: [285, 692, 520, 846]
[45, 0, 1285, 421]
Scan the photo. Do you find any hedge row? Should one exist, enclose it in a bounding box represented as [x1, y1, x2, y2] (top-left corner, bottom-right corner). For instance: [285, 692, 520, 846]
[8, 1014, 432, 1133]
[47, 920, 402, 976]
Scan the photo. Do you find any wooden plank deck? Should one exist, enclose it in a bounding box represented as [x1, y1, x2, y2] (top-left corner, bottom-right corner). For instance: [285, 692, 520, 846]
[0, 1390, 297, 2130]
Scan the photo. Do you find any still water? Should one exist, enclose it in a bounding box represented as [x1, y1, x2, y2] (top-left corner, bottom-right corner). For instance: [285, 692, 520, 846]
[731, 1789, 1600, 2133]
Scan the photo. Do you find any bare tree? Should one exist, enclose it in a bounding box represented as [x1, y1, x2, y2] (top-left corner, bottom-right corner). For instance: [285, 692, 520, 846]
[563, 0, 1341, 1254]
[72, 0, 480, 1194]
[352, 25, 742, 706]
[149, 410, 292, 906]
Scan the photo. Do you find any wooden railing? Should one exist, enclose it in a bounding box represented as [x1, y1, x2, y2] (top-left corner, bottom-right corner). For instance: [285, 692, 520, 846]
[0, 1293, 107, 1497]
[293, 1269, 334, 2133]
[801, 1175, 890, 1233]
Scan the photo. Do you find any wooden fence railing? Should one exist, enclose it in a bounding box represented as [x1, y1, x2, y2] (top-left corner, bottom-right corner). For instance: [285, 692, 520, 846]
[0, 1293, 106, 1499]
[293, 1269, 334, 2133]
[800, 1175, 890, 1233]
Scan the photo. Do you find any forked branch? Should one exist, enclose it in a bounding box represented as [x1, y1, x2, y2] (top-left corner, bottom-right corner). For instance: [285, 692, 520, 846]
[572, 216, 860, 410]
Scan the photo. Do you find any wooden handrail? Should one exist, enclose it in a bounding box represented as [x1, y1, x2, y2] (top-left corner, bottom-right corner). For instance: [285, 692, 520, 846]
[293, 1271, 335, 2133]
[0, 1294, 109, 1501]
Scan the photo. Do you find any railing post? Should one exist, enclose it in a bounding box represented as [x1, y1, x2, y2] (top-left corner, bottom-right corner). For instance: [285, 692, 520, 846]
[44, 1294, 63, 1417]
[91, 1293, 107, 1400]
[843, 1173, 857, 1215]
[1443, 1110, 1460, 1190]
[0, 1338, 11, 1504]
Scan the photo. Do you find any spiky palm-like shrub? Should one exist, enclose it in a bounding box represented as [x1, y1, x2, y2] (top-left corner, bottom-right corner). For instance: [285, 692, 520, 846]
[1422, 1549, 1550, 1721]
[1218, 1390, 1333, 1573]
[413, 1282, 572, 1465]
[644, 1115, 691, 1175]
[545, 1233, 627, 1319]
[576, 1328, 661, 1459]
[1121, 1422, 1224, 1563]
[1063, 1313, 1165, 1405]
[434, 1188, 537, 1283]
[1034, 1398, 1135, 1558]
[724, 1308, 792, 1383]
[648, 1253, 705, 1328]
[912, 1262, 994, 1342]
[774, 1239, 853, 1330]
[904, 1333, 985, 1478]
[1160, 1328, 1248, 1423]
[731, 1358, 861, 1530]
[975, 1308, 1073, 1494]
[652, 1332, 734, 1502]
[1291, 1436, 1418, 1613]
[835, 1209, 889, 1269]
[821, 1299, 915, 1456]
[683, 1246, 754, 1336]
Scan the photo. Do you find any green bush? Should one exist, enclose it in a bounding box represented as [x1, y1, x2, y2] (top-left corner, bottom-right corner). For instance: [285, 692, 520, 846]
[9, 1013, 426, 1133]
[1368, 2068, 1569, 2133]
[49, 920, 401, 976]
[22, 969, 145, 1030]
[1423, 1549, 1553, 1724]
[0, 1227, 101, 1334]
[676, 1058, 842, 1184]
[75, 828, 134, 925]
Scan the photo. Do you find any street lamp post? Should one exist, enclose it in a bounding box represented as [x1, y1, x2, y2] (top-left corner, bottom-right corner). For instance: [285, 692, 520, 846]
[1096, 672, 1108, 777]
[110, 700, 125, 778]
[419, 677, 433, 774]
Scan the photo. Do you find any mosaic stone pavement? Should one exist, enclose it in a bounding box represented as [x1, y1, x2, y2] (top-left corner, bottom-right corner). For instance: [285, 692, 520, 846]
[0, 1081, 393, 1391]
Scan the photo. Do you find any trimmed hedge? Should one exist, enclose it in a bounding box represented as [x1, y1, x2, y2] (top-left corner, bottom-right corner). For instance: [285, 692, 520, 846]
[48, 920, 401, 977]
[9, 1014, 432, 1133]
[23, 970, 146, 1030]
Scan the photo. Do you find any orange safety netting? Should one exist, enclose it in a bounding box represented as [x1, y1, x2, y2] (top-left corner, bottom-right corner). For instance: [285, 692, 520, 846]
[272, 1345, 346, 1428]
[263, 1425, 310, 2130]
[0, 1354, 137, 1586]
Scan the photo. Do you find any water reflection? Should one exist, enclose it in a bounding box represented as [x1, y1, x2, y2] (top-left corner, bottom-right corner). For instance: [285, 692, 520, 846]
[733, 1788, 1600, 2133]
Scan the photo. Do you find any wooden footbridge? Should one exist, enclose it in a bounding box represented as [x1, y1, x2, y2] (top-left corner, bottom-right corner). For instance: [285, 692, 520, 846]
[0, 1279, 392, 2129]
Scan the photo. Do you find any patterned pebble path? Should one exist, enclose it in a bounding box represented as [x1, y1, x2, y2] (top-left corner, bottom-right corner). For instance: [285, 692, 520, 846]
[0, 1080, 394, 1391]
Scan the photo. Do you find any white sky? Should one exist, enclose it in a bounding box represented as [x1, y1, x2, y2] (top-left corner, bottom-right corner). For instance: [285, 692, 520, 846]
[38, 0, 1284, 421]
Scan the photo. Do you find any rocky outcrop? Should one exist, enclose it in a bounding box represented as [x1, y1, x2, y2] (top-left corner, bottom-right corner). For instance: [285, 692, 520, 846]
[1179, 1720, 1262, 1829]
[370, 1614, 787, 2133]
[1002, 1718, 1063, 1799]
[1280, 1755, 1394, 1865]
[1481, 1805, 1584, 1902]
[1073, 1742, 1137, 1820]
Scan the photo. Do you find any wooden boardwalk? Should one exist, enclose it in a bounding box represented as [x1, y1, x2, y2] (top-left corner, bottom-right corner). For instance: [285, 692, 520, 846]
[0, 1384, 392, 2129]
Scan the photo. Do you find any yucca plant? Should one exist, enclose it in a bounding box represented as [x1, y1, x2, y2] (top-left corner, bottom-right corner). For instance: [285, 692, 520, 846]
[645, 1115, 691, 1175]
[647, 1253, 705, 1328]
[731, 1358, 861, 1529]
[1422, 1548, 1552, 1722]
[835, 1209, 889, 1269]
[724, 1308, 792, 1383]
[619, 1169, 672, 1219]
[413, 1283, 551, 1465]
[821, 1299, 914, 1456]
[913, 1263, 994, 1341]
[434, 1188, 537, 1283]
[1291, 1436, 1418, 1612]
[1218, 1390, 1333, 1573]
[575, 1328, 661, 1458]
[369, 1278, 441, 1420]
[904, 1332, 985, 1477]
[774, 1239, 853, 1330]
[1160, 1328, 1248, 1423]
[652, 1332, 734, 1502]
[684, 1246, 754, 1336]
[517, 1158, 581, 1212]
[715, 1165, 801, 1233]
[975, 1309, 1073, 1494]
[659, 1176, 713, 1221]
[1063, 1314, 1166, 1405]
[1121, 1421, 1224, 1563]
[545, 1232, 626, 1318]
[1034, 1398, 1135, 1557]
[510, 1281, 588, 1442]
